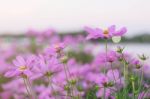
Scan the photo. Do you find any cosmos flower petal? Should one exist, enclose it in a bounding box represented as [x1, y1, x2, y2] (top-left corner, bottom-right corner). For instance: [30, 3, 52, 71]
[24, 70, 33, 77]
[85, 26, 102, 39]
[12, 60, 21, 67]
[114, 27, 127, 36]
[4, 70, 15, 77]
[108, 25, 116, 33]
[16, 56, 26, 66]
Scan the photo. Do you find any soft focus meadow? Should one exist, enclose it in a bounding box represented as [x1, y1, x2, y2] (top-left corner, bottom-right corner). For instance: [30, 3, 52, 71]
[0, 25, 150, 99]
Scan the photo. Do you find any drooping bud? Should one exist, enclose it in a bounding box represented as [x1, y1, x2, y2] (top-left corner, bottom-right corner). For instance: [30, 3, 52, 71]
[135, 64, 142, 69]
[138, 54, 149, 61]
[116, 46, 124, 53]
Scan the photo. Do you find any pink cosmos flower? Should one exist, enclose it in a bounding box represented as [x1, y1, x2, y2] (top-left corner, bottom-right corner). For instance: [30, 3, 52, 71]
[0, 91, 12, 99]
[4, 55, 36, 78]
[93, 50, 118, 68]
[95, 69, 124, 98]
[31, 55, 62, 79]
[35, 85, 57, 99]
[2, 79, 27, 99]
[85, 25, 127, 40]
[44, 43, 66, 58]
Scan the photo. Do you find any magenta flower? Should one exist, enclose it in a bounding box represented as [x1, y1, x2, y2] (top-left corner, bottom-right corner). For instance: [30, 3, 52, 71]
[131, 58, 142, 69]
[44, 43, 65, 57]
[4, 55, 36, 78]
[31, 55, 62, 79]
[96, 69, 123, 98]
[85, 25, 127, 40]
[35, 85, 56, 99]
[1, 79, 27, 99]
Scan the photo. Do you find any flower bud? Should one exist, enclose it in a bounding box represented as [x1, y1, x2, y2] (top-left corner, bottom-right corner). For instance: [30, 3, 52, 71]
[138, 54, 148, 61]
[77, 85, 83, 92]
[60, 56, 68, 64]
[135, 64, 142, 69]
[64, 85, 70, 91]
[116, 46, 124, 53]
[69, 79, 76, 85]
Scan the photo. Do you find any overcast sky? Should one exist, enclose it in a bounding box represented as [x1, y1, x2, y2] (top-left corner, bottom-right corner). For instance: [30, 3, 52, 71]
[0, 0, 150, 36]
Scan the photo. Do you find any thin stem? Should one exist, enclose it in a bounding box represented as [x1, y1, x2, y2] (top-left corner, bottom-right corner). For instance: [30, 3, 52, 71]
[137, 61, 144, 99]
[63, 64, 74, 98]
[121, 53, 128, 85]
[103, 39, 108, 99]
[23, 78, 31, 99]
[141, 88, 150, 99]
[66, 52, 78, 99]
[139, 65, 144, 90]
[26, 78, 37, 99]
[104, 39, 108, 74]
[47, 76, 57, 99]
[132, 81, 136, 99]
[121, 53, 128, 99]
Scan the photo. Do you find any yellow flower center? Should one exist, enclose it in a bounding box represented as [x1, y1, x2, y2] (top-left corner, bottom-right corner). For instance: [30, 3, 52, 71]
[103, 29, 109, 37]
[54, 44, 59, 49]
[19, 66, 27, 71]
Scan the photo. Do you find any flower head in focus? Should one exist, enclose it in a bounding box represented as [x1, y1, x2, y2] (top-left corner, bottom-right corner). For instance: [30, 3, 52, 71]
[5, 55, 36, 78]
[85, 25, 127, 40]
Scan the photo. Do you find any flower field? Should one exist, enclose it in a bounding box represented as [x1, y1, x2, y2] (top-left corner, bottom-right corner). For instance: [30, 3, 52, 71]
[0, 25, 150, 99]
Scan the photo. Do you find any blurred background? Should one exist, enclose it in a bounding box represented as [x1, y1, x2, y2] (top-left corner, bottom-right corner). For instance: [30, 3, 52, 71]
[0, 0, 150, 55]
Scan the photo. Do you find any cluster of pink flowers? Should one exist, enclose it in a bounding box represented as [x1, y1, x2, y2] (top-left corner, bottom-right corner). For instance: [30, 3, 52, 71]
[0, 25, 149, 99]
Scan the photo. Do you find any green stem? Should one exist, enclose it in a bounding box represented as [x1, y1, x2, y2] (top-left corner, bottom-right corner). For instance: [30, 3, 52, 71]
[103, 39, 108, 99]
[104, 39, 108, 74]
[138, 62, 144, 98]
[132, 81, 136, 99]
[121, 53, 128, 99]
[121, 53, 128, 85]
[139, 64, 144, 89]
[63, 64, 75, 99]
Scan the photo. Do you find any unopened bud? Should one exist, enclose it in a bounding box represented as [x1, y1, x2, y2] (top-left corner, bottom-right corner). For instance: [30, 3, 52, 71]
[135, 64, 142, 69]
[64, 85, 70, 91]
[60, 56, 68, 63]
[69, 79, 76, 85]
[138, 54, 148, 61]
[116, 46, 124, 53]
